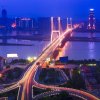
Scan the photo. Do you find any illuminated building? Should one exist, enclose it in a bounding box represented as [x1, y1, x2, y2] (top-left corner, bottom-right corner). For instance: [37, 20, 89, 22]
[15, 17, 35, 29]
[87, 9, 95, 31]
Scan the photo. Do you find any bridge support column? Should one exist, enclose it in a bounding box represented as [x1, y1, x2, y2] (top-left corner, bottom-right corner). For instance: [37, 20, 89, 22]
[51, 17, 61, 43]
[67, 17, 73, 29]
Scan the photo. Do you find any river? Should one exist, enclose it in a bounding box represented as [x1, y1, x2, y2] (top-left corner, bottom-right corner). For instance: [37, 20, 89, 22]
[63, 32, 100, 60]
[0, 32, 100, 60]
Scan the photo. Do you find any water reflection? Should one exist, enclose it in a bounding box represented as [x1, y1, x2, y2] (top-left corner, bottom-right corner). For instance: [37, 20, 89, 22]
[88, 42, 95, 59]
[64, 32, 100, 60]
[88, 33, 95, 38]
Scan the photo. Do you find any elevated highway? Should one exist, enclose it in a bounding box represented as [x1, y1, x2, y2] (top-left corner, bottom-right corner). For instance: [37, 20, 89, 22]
[0, 27, 99, 100]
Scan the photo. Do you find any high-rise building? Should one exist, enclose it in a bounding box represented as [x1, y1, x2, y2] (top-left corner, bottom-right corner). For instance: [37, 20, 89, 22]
[2, 9, 7, 19]
[0, 9, 8, 28]
[87, 9, 95, 30]
[15, 17, 35, 29]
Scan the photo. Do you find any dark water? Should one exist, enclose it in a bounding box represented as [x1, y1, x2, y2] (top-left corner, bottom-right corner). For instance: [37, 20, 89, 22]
[0, 40, 49, 59]
[63, 32, 100, 60]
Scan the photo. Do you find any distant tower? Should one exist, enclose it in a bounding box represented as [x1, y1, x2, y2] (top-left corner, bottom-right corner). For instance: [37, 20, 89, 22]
[1, 9, 8, 27]
[1, 9, 7, 19]
[87, 9, 95, 31]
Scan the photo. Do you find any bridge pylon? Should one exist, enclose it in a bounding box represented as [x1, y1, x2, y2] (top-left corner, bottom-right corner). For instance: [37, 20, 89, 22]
[51, 17, 61, 43]
[67, 17, 73, 29]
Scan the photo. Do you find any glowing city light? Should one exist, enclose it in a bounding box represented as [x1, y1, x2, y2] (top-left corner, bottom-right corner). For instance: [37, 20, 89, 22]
[27, 56, 37, 62]
[7, 54, 18, 58]
[27, 57, 31, 60]
[11, 23, 16, 28]
[27, 57, 33, 62]
[90, 9, 94, 11]
[0, 73, 2, 78]
[46, 58, 50, 62]
[33, 56, 37, 60]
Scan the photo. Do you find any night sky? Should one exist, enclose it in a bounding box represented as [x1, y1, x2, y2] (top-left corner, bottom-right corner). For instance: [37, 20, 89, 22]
[0, 0, 99, 20]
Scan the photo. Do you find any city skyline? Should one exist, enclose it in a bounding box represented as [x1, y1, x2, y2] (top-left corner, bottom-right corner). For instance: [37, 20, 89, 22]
[0, 0, 100, 20]
[0, 1, 100, 100]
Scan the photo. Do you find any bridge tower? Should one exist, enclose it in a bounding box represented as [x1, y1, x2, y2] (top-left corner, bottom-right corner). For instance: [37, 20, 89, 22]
[67, 17, 73, 29]
[51, 17, 61, 43]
